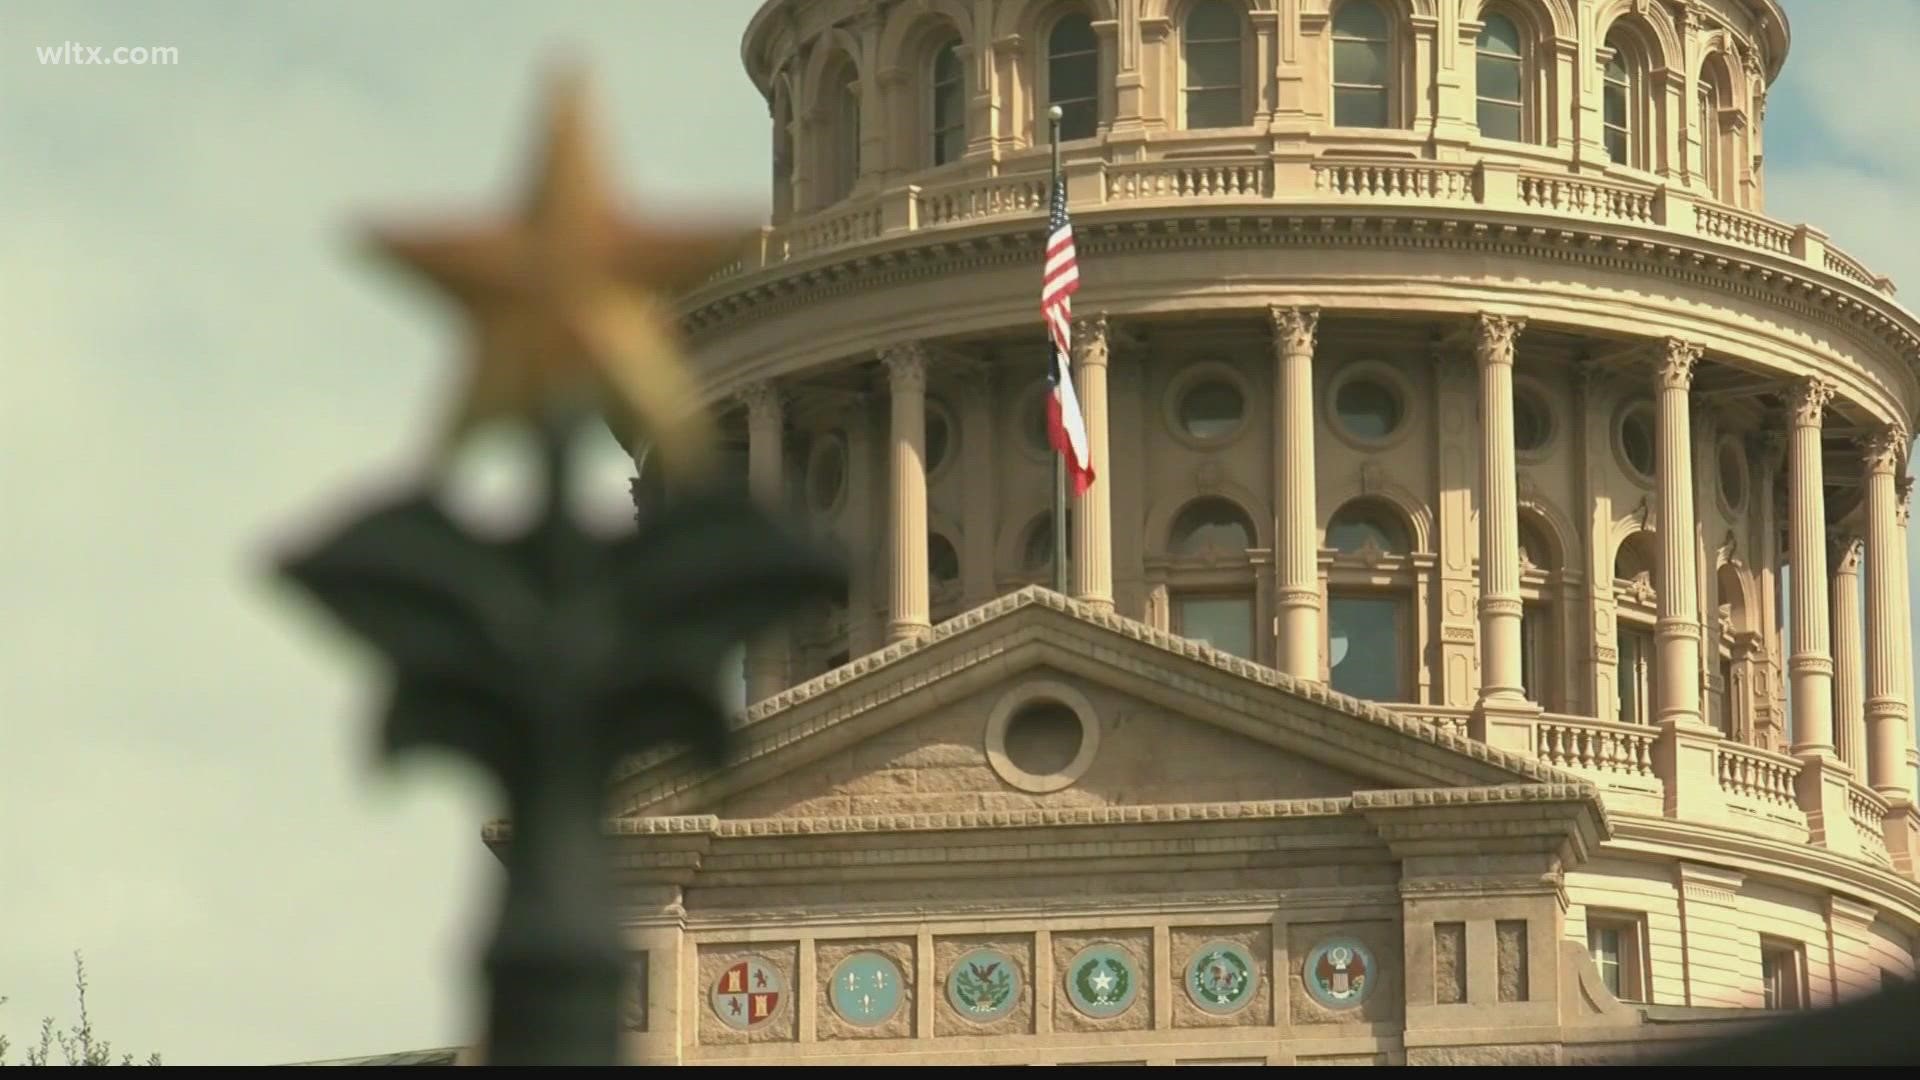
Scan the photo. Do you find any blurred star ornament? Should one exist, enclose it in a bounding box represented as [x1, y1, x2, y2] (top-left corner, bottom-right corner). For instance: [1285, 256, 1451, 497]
[275, 64, 845, 1067]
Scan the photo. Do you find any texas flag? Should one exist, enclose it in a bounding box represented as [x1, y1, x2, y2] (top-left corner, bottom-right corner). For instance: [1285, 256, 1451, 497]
[1041, 175, 1094, 496]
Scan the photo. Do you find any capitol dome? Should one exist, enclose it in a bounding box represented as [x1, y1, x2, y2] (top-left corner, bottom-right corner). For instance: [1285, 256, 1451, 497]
[610, 0, 1920, 1065]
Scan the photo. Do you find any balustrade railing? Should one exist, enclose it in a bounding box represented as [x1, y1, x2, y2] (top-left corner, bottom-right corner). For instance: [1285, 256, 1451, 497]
[1536, 715, 1657, 778]
[696, 153, 1890, 301]
[1716, 742, 1801, 808]
[1849, 783, 1893, 866]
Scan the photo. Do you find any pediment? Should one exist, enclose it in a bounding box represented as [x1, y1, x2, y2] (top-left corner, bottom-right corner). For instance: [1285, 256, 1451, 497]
[612, 588, 1574, 820]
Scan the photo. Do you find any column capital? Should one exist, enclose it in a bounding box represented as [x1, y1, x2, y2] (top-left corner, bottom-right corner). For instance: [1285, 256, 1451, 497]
[1788, 377, 1836, 429]
[1859, 422, 1910, 475]
[1472, 313, 1525, 366]
[736, 381, 786, 428]
[880, 342, 928, 391]
[1658, 339, 1703, 390]
[1268, 305, 1320, 356]
[1829, 531, 1865, 574]
[1071, 313, 1111, 367]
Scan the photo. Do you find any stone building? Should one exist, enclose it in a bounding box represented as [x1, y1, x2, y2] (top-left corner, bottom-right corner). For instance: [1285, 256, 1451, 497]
[608, 0, 1920, 1066]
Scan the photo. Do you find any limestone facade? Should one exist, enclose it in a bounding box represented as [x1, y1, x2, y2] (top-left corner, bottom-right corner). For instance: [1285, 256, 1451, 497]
[602, 0, 1920, 1065]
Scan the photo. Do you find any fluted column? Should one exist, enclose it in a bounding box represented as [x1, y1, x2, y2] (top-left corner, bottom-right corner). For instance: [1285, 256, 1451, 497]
[1831, 533, 1865, 774]
[1863, 426, 1911, 796]
[1899, 481, 1917, 791]
[1655, 340, 1705, 727]
[883, 343, 931, 642]
[1071, 315, 1113, 611]
[1271, 306, 1322, 681]
[1788, 379, 1837, 757]
[741, 382, 789, 703]
[1475, 315, 1528, 705]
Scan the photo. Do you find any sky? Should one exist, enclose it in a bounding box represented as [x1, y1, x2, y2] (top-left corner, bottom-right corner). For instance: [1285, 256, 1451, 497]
[1, 0, 1917, 1066]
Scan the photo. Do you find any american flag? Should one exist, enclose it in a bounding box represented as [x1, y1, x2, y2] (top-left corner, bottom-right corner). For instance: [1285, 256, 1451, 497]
[1040, 176, 1094, 496]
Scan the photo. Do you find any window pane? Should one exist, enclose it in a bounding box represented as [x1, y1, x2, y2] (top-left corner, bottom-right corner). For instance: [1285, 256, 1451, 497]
[1478, 101, 1522, 142]
[1176, 595, 1255, 659]
[934, 42, 962, 85]
[1049, 14, 1097, 54]
[1186, 0, 1241, 41]
[1479, 55, 1522, 103]
[1336, 378, 1401, 438]
[1328, 505, 1410, 554]
[1187, 40, 1241, 89]
[1329, 596, 1404, 701]
[1335, 87, 1389, 129]
[1521, 607, 1543, 701]
[1604, 83, 1627, 127]
[1051, 52, 1098, 103]
[1332, 0, 1387, 38]
[1171, 499, 1255, 555]
[1590, 928, 1622, 998]
[1058, 98, 1098, 140]
[1179, 379, 1244, 438]
[935, 123, 966, 166]
[1478, 15, 1521, 57]
[1333, 39, 1388, 87]
[1605, 127, 1628, 165]
[1187, 88, 1243, 129]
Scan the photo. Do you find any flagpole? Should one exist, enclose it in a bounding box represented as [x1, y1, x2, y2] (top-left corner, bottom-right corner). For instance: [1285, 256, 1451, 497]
[1049, 104, 1068, 596]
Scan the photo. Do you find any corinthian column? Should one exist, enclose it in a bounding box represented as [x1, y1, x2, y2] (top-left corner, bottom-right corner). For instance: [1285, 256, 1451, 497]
[1474, 314, 1528, 707]
[883, 343, 931, 642]
[1655, 340, 1705, 727]
[1831, 533, 1865, 774]
[740, 382, 789, 703]
[1271, 306, 1322, 681]
[1071, 315, 1113, 611]
[1863, 425, 1911, 796]
[1788, 379, 1837, 757]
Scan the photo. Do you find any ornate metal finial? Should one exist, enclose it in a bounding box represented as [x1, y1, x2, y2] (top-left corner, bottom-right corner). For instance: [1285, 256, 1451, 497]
[276, 65, 846, 1066]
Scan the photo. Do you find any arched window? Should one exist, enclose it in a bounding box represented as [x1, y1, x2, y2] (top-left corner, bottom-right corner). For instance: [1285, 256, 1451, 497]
[931, 40, 967, 166]
[1326, 498, 1417, 703]
[1697, 55, 1734, 201]
[1331, 0, 1391, 128]
[1048, 13, 1099, 141]
[1183, 0, 1245, 129]
[1169, 497, 1256, 555]
[772, 82, 795, 221]
[1161, 497, 1259, 660]
[1613, 532, 1659, 724]
[1716, 561, 1755, 740]
[821, 56, 862, 204]
[1475, 13, 1524, 142]
[1518, 514, 1561, 709]
[1601, 30, 1643, 167]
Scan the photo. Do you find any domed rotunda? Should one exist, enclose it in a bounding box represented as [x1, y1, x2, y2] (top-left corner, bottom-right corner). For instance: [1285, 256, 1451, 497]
[609, 0, 1920, 1065]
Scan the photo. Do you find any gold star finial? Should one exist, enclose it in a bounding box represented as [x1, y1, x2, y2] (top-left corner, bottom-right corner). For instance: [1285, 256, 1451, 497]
[367, 62, 752, 482]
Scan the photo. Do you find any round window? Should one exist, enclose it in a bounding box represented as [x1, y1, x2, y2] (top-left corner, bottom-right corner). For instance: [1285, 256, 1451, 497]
[1718, 441, 1747, 510]
[930, 533, 961, 585]
[1003, 701, 1083, 776]
[1620, 406, 1656, 479]
[926, 405, 952, 474]
[808, 435, 846, 512]
[1179, 379, 1245, 441]
[1513, 387, 1551, 454]
[1335, 378, 1402, 440]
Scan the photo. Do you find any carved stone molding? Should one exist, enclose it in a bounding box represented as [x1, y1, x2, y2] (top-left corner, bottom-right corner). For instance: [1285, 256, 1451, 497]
[1829, 532, 1864, 574]
[1473, 313, 1525, 367]
[736, 380, 786, 429]
[1658, 339, 1703, 390]
[1860, 423, 1909, 474]
[1788, 377, 1835, 429]
[880, 342, 927, 392]
[1268, 305, 1319, 357]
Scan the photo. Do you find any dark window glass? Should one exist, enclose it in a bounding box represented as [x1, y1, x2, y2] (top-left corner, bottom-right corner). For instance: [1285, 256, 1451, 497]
[1329, 595, 1405, 701]
[1049, 15, 1099, 140]
[1170, 498, 1256, 555]
[1175, 595, 1255, 659]
[1179, 378, 1245, 439]
[933, 41, 966, 165]
[1332, 1, 1390, 128]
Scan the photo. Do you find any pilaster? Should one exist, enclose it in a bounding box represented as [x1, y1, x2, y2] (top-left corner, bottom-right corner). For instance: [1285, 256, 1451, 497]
[1431, 343, 1481, 710]
[957, 360, 998, 608]
[1575, 361, 1617, 720]
[740, 381, 790, 703]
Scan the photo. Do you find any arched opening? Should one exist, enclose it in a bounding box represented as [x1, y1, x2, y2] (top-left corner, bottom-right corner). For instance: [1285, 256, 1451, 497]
[1326, 497, 1418, 703]
[771, 80, 795, 221]
[1697, 53, 1737, 202]
[1600, 23, 1654, 169]
[1613, 531, 1660, 724]
[1183, 0, 1246, 129]
[817, 52, 862, 205]
[1518, 511, 1563, 709]
[1161, 497, 1259, 660]
[1047, 12, 1099, 141]
[1331, 0, 1393, 129]
[1475, 11, 1525, 142]
[931, 38, 967, 166]
[1717, 561, 1756, 740]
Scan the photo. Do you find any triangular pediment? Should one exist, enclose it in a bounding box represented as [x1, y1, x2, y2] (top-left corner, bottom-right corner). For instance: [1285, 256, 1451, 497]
[612, 588, 1575, 820]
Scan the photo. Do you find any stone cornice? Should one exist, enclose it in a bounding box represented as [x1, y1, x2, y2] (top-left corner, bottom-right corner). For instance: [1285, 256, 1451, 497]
[610, 587, 1586, 816]
[680, 208, 1920, 428]
[1605, 813, 1920, 933]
